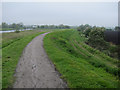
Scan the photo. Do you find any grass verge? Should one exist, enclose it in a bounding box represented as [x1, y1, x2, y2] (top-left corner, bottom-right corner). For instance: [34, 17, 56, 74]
[2, 31, 45, 88]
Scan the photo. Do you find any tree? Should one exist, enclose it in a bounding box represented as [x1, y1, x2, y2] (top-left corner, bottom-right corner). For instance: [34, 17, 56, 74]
[64, 25, 70, 29]
[87, 27, 107, 50]
[17, 22, 23, 28]
[2, 22, 8, 28]
[11, 23, 17, 29]
[49, 25, 55, 29]
[58, 24, 64, 29]
[37, 25, 40, 28]
[83, 28, 91, 37]
[77, 24, 92, 32]
[115, 26, 120, 31]
[40, 25, 45, 29]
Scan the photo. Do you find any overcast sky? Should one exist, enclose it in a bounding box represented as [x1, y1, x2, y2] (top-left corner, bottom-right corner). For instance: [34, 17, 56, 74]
[2, 2, 118, 27]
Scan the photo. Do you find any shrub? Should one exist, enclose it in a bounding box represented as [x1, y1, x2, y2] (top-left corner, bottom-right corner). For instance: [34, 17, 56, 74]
[15, 30, 20, 33]
[87, 27, 107, 50]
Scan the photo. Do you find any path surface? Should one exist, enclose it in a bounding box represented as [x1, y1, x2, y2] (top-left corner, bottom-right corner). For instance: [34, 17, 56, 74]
[13, 32, 67, 88]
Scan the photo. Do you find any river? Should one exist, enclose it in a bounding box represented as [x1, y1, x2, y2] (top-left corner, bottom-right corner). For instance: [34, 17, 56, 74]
[0, 29, 32, 33]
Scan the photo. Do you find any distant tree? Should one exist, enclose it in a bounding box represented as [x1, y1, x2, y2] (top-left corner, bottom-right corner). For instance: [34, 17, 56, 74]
[49, 25, 55, 29]
[2, 22, 71, 30]
[64, 25, 70, 29]
[77, 24, 92, 32]
[40, 25, 45, 29]
[17, 22, 24, 28]
[106, 29, 113, 31]
[37, 25, 40, 28]
[2, 22, 8, 28]
[58, 24, 64, 29]
[11, 23, 17, 29]
[16, 24, 20, 30]
[115, 26, 120, 31]
[77, 25, 84, 31]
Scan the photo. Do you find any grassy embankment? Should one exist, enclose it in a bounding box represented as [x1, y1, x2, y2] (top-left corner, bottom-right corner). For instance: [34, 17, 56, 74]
[2, 30, 46, 88]
[44, 30, 119, 88]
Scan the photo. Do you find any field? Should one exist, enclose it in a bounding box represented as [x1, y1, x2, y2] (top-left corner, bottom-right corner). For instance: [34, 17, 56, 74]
[2, 30, 46, 88]
[44, 30, 119, 88]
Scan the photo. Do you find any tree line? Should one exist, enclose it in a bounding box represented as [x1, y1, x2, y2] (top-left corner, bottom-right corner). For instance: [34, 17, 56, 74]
[1, 22, 71, 31]
[36, 24, 70, 29]
[2, 22, 33, 30]
[77, 24, 120, 59]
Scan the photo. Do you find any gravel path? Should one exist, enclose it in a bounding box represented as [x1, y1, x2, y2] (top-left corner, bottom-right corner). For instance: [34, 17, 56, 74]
[13, 32, 67, 88]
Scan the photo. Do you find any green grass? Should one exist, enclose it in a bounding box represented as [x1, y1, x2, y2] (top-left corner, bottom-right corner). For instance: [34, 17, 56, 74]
[2, 30, 44, 48]
[2, 30, 45, 88]
[44, 30, 119, 88]
[2, 29, 71, 88]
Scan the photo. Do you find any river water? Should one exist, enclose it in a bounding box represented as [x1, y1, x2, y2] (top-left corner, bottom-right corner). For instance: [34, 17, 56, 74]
[0, 29, 32, 33]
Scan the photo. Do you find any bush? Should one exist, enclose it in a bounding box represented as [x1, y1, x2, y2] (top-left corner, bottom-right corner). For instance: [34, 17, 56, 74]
[15, 30, 20, 33]
[87, 27, 107, 50]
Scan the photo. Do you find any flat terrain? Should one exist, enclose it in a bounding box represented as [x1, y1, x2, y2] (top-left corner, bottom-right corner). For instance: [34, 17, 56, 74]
[13, 32, 67, 88]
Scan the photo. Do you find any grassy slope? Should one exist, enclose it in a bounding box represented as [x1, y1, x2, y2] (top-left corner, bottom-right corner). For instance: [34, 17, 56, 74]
[44, 30, 119, 88]
[2, 30, 45, 88]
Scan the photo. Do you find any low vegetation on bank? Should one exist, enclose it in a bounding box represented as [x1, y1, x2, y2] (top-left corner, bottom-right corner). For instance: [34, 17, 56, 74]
[44, 30, 119, 88]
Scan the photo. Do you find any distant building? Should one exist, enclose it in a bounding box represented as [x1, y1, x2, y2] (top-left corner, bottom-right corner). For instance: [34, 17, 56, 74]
[104, 31, 120, 45]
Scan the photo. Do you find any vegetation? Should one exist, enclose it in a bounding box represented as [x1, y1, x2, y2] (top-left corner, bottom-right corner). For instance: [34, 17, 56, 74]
[87, 27, 108, 50]
[36, 24, 70, 29]
[2, 30, 45, 88]
[1, 22, 29, 31]
[1, 22, 71, 31]
[115, 26, 120, 31]
[2, 23, 119, 88]
[77, 25, 119, 59]
[44, 30, 119, 88]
